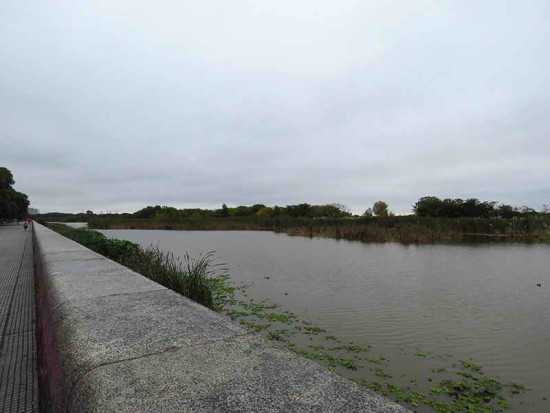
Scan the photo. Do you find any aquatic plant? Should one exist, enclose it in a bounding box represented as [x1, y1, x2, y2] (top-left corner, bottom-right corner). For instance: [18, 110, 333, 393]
[303, 326, 326, 334]
[324, 335, 341, 342]
[267, 329, 295, 341]
[373, 368, 392, 378]
[340, 359, 359, 370]
[224, 290, 530, 413]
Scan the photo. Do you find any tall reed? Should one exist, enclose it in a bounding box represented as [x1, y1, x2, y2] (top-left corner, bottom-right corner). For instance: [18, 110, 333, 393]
[87, 214, 550, 244]
[46, 224, 230, 310]
[119, 248, 230, 310]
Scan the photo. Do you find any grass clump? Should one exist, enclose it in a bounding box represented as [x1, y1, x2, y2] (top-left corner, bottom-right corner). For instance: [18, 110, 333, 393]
[47, 224, 232, 310]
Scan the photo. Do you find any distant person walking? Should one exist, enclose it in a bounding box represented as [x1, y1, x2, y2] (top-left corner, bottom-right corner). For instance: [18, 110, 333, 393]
[23, 219, 29, 231]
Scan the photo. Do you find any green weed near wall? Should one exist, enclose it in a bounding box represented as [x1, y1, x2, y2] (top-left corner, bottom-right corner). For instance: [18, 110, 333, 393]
[46, 224, 233, 310]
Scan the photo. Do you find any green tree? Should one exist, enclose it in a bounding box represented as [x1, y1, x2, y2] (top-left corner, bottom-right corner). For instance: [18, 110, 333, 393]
[221, 203, 229, 217]
[363, 208, 373, 217]
[372, 201, 389, 217]
[249, 204, 266, 215]
[326, 203, 352, 217]
[155, 206, 179, 220]
[272, 206, 284, 216]
[286, 203, 311, 217]
[496, 204, 517, 218]
[133, 205, 161, 219]
[0, 167, 29, 220]
[256, 207, 274, 216]
[232, 205, 252, 216]
[413, 196, 443, 217]
[308, 204, 350, 218]
[414, 196, 497, 218]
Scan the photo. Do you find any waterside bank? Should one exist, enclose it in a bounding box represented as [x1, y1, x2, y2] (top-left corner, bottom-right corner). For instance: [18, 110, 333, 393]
[33, 222, 408, 412]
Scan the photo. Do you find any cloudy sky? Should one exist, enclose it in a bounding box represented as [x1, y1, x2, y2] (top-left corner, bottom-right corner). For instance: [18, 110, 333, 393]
[1, 0, 549, 214]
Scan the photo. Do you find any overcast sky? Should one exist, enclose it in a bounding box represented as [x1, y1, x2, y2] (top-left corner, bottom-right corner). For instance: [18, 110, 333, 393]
[1, 0, 549, 214]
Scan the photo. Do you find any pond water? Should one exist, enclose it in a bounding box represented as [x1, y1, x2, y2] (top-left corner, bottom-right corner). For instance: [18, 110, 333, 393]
[100, 229, 550, 412]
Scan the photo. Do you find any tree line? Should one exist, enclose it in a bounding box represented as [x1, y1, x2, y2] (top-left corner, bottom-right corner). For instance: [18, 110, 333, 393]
[412, 196, 547, 218]
[39, 196, 548, 224]
[0, 167, 29, 221]
[131, 203, 353, 220]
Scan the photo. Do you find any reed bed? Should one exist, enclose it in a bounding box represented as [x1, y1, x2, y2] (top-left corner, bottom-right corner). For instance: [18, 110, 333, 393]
[88, 215, 550, 244]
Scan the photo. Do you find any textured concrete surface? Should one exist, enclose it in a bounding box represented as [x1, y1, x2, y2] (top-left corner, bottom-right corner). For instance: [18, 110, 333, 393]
[0, 224, 39, 412]
[34, 222, 410, 412]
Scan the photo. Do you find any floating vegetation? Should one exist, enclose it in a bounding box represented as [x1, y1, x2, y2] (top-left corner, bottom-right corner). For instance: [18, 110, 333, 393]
[221, 285, 529, 413]
[324, 335, 341, 342]
[357, 360, 530, 412]
[374, 368, 393, 378]
[367, 356, 388, 364]
[460, 360, 482, 373]
[257, 312, 296, 323]
[340, 359, 359, 370]
[303, 326, 326, 334]
[266, 329, 295, 342]
[508, 383, 529, 395]
[329, 344, 370, 353]
[226, 310, 252, 320]
[309, 344, 326, 350]
[238, 319, 271, 332]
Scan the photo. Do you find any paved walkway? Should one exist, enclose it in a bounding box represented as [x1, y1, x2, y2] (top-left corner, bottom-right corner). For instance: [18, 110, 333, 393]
[0, 224, 39, 412]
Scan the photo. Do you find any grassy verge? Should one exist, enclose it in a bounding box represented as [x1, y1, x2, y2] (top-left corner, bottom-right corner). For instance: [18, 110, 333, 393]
[46, 224, 235, 310]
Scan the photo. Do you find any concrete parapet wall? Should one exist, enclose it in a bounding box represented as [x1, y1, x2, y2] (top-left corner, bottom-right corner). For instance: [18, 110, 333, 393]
[33, 222, 409, 412]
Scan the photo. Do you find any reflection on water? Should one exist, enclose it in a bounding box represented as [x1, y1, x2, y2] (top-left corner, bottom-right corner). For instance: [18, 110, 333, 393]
[100, 229, 550, 412]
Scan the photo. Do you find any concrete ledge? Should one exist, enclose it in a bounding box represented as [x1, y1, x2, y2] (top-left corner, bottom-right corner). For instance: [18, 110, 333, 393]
[33, 222, 409, 412]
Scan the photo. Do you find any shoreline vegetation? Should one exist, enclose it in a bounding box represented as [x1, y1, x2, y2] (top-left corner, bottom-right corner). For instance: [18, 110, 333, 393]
[0, 167, 29, 221]
[88, 215, 550, 244]
[37, 197, 550, 245]
[46, 223, 531, 412]
[46, 223, 235, 310]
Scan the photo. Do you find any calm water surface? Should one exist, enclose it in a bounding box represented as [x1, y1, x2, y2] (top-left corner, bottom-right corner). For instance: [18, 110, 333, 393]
[101, 229, 550, 412]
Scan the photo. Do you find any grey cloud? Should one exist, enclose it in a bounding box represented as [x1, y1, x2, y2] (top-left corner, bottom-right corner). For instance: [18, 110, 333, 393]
[1, 0, 549, 214]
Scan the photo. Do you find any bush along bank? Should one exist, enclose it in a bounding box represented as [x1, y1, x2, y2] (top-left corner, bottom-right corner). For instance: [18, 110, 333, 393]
[46, 224, 235, 310]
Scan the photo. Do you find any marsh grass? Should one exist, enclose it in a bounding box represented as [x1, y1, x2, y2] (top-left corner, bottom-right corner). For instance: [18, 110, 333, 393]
[119, 248, 233, 310]
[89, 215, 550, 245]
